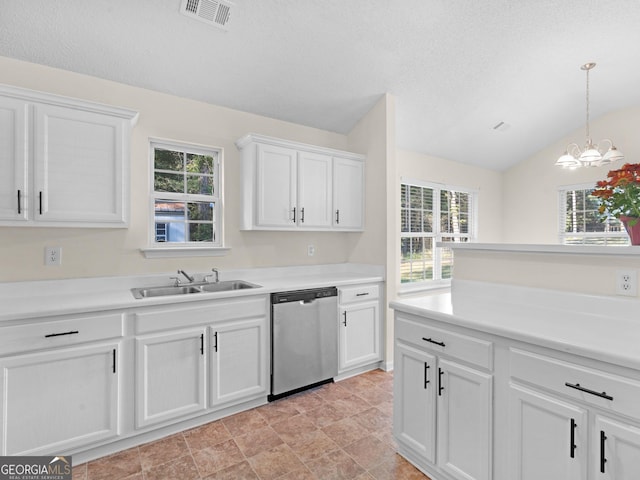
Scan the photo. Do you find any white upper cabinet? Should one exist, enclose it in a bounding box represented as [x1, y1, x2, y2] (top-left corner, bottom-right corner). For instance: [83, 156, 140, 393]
[0, 84, 138, 227]
[0, 97, 28, 222]
[237, 133, 364, 231]
[333, 157, 364, 230]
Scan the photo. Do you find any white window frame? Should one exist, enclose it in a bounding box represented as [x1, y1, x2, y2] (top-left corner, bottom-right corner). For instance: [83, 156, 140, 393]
[140, 138, 230, 258]
[558, 183, 628, 246]
[400, 177, 478, 293]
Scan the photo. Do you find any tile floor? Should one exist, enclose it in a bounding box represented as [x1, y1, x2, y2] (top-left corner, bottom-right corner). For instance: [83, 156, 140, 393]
[72, 369, 429, 480]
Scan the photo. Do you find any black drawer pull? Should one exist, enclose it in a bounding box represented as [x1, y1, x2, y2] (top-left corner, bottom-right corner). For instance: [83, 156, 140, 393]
[422, 337, 446, 347]
[565, 382, 613, 401]
[600, 430, 607, 473]
[570, 418, 577, 458]
[356, 292, 369, 297]
[424, 362, 430, 389]
[438, 368, 444, 396]
[45, 330, 79, 338]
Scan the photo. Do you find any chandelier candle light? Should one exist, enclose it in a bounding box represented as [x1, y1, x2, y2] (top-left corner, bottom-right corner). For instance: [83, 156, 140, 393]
[555, 62, 624, 169]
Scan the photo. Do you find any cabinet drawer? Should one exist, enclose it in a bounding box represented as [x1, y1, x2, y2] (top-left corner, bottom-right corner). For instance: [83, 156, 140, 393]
[0, 312, 124, 356]
[135, 296, 268, 334]
[510, 348, 640, 419]
[395, 315, 493, 370]
[339, 284, 379, 304]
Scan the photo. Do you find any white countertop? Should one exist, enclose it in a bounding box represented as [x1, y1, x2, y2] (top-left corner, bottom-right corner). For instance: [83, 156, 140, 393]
[438, 241, 640, 257]
[0, 263, 384, 323]
[390, 280, 640, 370]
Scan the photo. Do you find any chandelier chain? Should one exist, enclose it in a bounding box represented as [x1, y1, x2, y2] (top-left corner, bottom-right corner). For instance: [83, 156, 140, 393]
[585, 67, 590, 140]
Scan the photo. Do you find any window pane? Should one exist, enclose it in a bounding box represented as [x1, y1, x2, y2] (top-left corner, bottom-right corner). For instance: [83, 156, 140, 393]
[154, 148, 183, 171]
[410, 186, 422, 209]
[186, 153, 214, 175]
[186, 174, 213, 195]
[188, 223, 213, 242]
[400, 184, 408, 208]
[154, 172, 183, 193]
[187, 202, 213, 221]
[410, 210, 423, 232]
[401, 208, 409, 232]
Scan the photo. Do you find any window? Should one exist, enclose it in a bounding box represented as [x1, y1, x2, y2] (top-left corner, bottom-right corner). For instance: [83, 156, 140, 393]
[400, 179, 476, 286]
[559, 184, 628, 245]
[150, 140, 222, 247]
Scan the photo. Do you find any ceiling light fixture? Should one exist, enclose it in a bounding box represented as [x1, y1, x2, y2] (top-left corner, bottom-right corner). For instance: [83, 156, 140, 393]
[555, 62, 624, 169]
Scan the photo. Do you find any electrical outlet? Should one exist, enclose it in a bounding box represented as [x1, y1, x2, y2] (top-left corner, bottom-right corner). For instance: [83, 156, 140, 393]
[616, 270, 637, 296]
[45, 246, 62, 266]
[307, 245, 315, 257]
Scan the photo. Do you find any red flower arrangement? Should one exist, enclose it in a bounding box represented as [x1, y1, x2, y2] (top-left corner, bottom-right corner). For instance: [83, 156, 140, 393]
[592, 163, 640, 227]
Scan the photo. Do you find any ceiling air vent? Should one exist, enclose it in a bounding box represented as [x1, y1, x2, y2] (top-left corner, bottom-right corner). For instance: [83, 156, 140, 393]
[180, 0, 234, 30]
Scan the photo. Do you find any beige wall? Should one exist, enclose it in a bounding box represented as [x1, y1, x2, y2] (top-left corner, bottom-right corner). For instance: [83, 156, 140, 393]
[502, 106, 640, 243]
[0, 56, 381, 282]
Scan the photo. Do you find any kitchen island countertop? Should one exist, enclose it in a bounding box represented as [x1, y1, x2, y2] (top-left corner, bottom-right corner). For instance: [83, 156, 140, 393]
[391, 279, 640, 371]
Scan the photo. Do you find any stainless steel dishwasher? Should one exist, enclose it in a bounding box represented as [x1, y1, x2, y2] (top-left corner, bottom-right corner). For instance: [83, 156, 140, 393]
[269, 287, 338, 400]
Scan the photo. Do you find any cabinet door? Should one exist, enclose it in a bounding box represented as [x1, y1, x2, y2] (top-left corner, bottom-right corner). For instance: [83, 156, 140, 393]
[33, 103, 126, 224]
[0, 342, 120, 455]
[135, 328, 207, 428]
[508, 384, 587, 480]
[0, 96, 29, 222]
[256, 143, 297, 227]
[393, 342, 437, 463]
[210, 317, 267, 407]
[333, 157, 364, 230]
[437, 359, 492, 480]
[339, 301, 380, 371]
[297, 151, 332, 228]
[595, 415, 640, 480]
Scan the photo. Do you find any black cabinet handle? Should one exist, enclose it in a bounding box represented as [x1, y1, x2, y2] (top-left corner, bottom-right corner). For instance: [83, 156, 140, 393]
[438, 368, 444, 396]
[44, 330, 79, 338]
[424, 362, 430, 389]
[422, 337, 446, 348]
[39, 191, 43, 215]
[600, 430, 607, 473]
[17, 190, 21, 214]
[565, 382, 613, 401]
[356, 292, 369, 297]
[213, 332, 218, 352]
[200, 333, 204, 355]
[335, 209, 340, 224]
[112, 349, 117, 374]
[570, 418, 577, 458]
[301, 207, 305, 223]
[292, 207, 296, 223]
[342, 312, 347, 327]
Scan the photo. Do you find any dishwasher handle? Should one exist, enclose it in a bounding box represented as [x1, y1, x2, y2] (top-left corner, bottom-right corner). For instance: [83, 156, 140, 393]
[271, 287, 337, 304]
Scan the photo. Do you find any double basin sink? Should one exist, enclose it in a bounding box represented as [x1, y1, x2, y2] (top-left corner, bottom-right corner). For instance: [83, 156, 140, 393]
[131, 280, 260, 299]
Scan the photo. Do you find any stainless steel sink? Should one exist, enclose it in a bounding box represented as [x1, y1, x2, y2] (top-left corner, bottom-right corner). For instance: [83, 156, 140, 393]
[199, 280, 260, 293]
[131, 280, 261, 299]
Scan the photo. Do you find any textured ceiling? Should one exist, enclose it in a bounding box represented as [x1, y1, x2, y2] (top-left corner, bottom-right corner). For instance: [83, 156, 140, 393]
[2, 0, 640, 170]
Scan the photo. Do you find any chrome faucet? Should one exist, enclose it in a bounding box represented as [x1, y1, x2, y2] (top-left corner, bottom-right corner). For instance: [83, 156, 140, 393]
[204, 268, 220, 283]
[177, 269, 195, 283]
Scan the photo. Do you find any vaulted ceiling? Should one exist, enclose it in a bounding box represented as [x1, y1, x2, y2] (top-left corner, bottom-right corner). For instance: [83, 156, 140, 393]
[2, 0, 640, 170]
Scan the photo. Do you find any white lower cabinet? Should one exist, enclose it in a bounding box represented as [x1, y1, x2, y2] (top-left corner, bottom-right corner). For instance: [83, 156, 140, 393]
[210, 318, 267, 407]
[508, 384, 588, 480]
[394, 313, 493, 480]
[0, 341, 121, 455]
[135, 327, 207, 429]
[338, 284, 382, 373]
[595, 415, 640, 480]
[133, 296, 268, 429]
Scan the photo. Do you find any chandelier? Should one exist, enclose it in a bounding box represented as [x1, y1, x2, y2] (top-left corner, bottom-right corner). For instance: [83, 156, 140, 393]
[555, 62, 624, 169]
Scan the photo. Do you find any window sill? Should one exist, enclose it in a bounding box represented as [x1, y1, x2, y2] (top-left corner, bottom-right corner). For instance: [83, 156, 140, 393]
[140, 246, 231, 259]
[398, 280, 451, 297]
